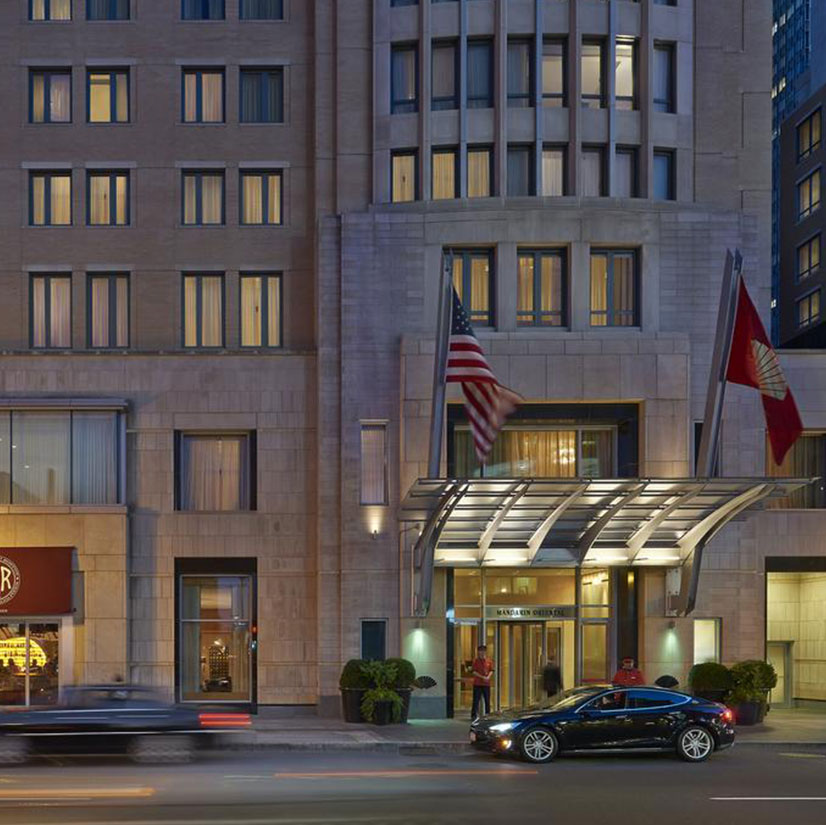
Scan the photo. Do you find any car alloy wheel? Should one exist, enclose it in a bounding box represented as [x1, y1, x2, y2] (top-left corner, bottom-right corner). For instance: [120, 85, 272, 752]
[520, 728, 558, 764]
[677, 726, 714, 762]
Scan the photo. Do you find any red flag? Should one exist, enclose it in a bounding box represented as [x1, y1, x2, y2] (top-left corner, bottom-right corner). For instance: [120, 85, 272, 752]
[726, 277, 803, 465]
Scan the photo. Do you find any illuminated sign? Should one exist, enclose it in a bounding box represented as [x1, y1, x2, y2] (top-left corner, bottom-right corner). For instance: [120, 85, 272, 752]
[0, 548, 72, 615]
[484, 606, 576, 620]
[0, 636, 47, 672]
[0, 557, 21, 606]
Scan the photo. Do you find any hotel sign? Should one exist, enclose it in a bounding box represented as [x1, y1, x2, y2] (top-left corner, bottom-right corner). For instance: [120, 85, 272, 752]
[0, 548, 72, 616]
[485, 606, 576, 620]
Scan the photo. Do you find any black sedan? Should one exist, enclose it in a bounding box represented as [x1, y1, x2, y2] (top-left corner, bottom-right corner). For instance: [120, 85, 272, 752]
[0, 684, 251, 765]
[470, 685, 735, 764]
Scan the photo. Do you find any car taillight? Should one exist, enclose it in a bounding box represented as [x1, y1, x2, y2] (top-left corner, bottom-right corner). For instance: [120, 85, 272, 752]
[199, 712, 251, 729]
[721, 709, 734, 724]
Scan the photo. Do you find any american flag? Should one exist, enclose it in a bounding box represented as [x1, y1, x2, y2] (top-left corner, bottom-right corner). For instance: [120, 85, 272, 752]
[446, 288, 520, 463]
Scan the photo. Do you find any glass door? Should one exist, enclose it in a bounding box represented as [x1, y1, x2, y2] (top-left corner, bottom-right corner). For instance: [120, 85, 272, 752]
[497, 622, 545, 710]
[581, 622, 609, 684]
[0, 622, 60, 706]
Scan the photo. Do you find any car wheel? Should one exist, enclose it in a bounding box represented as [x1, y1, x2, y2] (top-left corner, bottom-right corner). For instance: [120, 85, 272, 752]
[0, 737, 29, 766]
[676, 726, 714, 763]
[129, 734, 194, 765]
[519, 727, 558, 764]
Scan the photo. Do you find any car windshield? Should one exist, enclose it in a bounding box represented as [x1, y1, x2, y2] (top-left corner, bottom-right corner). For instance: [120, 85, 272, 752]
[530, 686, 602, 712]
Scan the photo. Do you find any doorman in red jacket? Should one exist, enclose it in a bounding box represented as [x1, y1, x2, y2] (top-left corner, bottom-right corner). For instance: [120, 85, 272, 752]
[612, 657, 645, 687]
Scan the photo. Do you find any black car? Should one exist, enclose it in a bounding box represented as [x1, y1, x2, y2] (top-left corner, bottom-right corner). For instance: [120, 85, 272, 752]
[0, 684, 251, 765]
[470, 685, 735, 764]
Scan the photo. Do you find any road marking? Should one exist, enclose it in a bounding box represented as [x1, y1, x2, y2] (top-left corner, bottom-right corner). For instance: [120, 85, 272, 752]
[273, 769, 538, 779]
[0, 787, 155, 800]
[712, 797, 826, 802]
[779, 752, 826, 759]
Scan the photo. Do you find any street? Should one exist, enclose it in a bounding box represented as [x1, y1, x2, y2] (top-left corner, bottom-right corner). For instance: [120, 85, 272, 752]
[0, 746, 825, 825]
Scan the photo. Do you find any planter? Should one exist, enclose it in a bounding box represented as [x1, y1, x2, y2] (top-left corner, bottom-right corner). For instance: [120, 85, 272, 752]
[398, 688, 412, 724]
[340, 688, 366, 723]
[692, 689, 728, 704]
[757, 699, 769, 723]
[733, 701, 761, 726]
[371, 700, 393, 726]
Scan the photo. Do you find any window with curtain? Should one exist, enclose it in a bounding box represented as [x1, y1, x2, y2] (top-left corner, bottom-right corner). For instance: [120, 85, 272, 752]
[72, 412, 119, 504]
[30, 172, 72, 225]
[590, 249, 638, 327]
[240, 0, 282, 18]
[87, 0, 129, 20]
[88, 274, 129, 348]
[240, 69, 284, 123]
[581, 41, 603, 108]
[391, 45, 417, 114]
[798, 235, 821, 281]
[797, 109, 822, 161]
[30, 69, 71, 123]
[653, 150, 674, 200]
[88, 171, 129, 226]
[467, 147, 492, 198]
[653, 43, 675, 112]
[517, 249, 565, 327]
[615, 40, 636, 110]
[30, 0, 72, 20]
[87, 69, 129, 123]
[507, 146, 534, 196]
[31, 274, 71, 349]
[693, 619, 721, 664]
[432, 149, 457, 200]
[177, 434, 252, 511]
[615, 148, 637, 198]
[767, 433, 826, 508]
[796, 290, 820, 328]
[432, 41, 457, 110]
[182, 171, 224, 225]
[11, 412, 70, 505]
[507, 40, 532, 108]
[798, 170, 821, 220]
[542, 147, 565, 196]
[542, 39, 565, 107]
[581, 148, 604, 196]
[182, 69, 224, 122]
[240, 171, 282, 224]
[240, 274, 281, 347]
[391, 151, 416, 202]
[467, 40, 493, 108]
[183, 275, 224, 348]
[182, 0, 225, 19]
[360, 423, 387, 505]
[449, 248, 493, 326]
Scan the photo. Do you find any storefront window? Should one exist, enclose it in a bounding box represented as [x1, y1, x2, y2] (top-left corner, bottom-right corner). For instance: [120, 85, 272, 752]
[693, 618, 721, 664]
[580, 569, 610, 618]
[0, 622, 59, 706]
[581, 622, 608, 683]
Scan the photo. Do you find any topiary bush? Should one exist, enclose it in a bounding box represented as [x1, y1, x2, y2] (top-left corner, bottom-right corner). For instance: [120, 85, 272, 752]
[339, 659, 370, 690]
[386, 658, 416, 689]
[688, 662, 732, 694]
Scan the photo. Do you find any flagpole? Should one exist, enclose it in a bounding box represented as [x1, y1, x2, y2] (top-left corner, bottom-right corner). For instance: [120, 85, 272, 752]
[696, 248, 743, 478]
[428, 252, 453, 478]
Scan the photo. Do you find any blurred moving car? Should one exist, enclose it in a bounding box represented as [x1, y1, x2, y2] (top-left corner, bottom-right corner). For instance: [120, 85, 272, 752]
[470, 685, 735, 764]
[0, 684, 251, 765]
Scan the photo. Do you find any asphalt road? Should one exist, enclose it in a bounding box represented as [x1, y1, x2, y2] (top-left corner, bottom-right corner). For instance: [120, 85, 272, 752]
[1, 746, 826, 825]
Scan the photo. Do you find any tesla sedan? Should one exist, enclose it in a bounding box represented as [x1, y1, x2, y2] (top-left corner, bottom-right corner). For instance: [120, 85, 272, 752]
[470, 685, 735, 763]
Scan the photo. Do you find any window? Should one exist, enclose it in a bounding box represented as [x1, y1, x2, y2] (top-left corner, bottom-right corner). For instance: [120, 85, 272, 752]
[798, 235, 821, 281]
[767, 433, 826, 508]
[183, 274, 224, 347]
[653, 150, 675, 200]
[360, 423, 387, 505]
[615, 40, 636, 110]
[507, 146, 534, 196]
[30, 69, 71, 123]
[653, 43, 675, 112]
[391, 151, 416, 202]
[542, 147, 565, 196]
[467, 40, 493, 108]
[590, 249, 638, 327]
[542, 40, 565, 107]
[182, 69, 224, 123]
[581, 41, 604, 108]
[693, 619, 721, 664]
[517, 249, 565, 326]
[31, 274, 71, 348]
[450, 249, 493, 325]
[30, 0, 71, 20]
[361, 620, 387, 661]
[30, 171, 72, 226]
[177, 433, 253, 511]
[432, 148, 458, 200]
[581, 147, 604, 196]
[181, 0, 225, 19]
[87, 70, 129, 123]
[654, 0, 677, 5]
[798, 169, 821, 219]
[798, 109, 822, 161]
[182, 171, 225, 225]
[796, 289, 820, 328]
[432, 41, 457, 111]
[87, 171, 129, 225]
[507, 40, 532, 108]
[240, 68, 284, 123]
[87, 0, 129, 20]
[240, 170, 282, 224]
[467, 147, 492, 198]
[88, 274, 129, 349]
[240, 0, 282, 18]
[0, 410, 122, 505]
[391, 45, 418, 114]
[615, 148, 637, 198]
[240, 273, 281, 347]
[391, 0, 417, 4]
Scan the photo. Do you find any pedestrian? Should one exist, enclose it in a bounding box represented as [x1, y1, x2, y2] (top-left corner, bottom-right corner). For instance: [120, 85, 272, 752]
[471, 644, 493, 719]
[542, 658, 562, 698]
[612, 656, 645, 687]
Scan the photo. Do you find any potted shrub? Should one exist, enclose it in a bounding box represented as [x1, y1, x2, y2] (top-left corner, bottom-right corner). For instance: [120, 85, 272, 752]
[386, 658, 416, 723]
[339, 659, 370, 723]
[734, 660, 777, 722]
[688, 662, 732, 704]
[727, 661, 772, 726]
[360, 661, 403, 726]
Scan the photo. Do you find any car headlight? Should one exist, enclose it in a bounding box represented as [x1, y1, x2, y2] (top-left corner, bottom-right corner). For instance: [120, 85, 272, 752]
[489, 722, 516, 733]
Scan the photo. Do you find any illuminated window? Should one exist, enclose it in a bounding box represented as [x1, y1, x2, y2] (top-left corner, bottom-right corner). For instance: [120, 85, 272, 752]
[240, 274, 281, 348]
[88, 69, 129, 123]
[615, 39, 637, 110]
[30, 274, 71, 349]
[693, 619, 721, 664]
[798, 235, 821, 281]
[542, 39, 565, 107]
[87, 171, 129, 226]
[432, 148, 458, 200]
[29, 69, 71, 123]
[176, 434, 252, 511]
[796, 289, 820, 328]
[467, 147, 492, 198]
[590, 249, 638, 327]
[798, 170, 821, 220]
[88, 273, 129, 349]
[30, 0, 71, 20]
[182, 274, 224, 348]
[360, 423, 388, 505]
[30, 171, 72, 226]
[449, 248, 493, 326]
[182, 69, 224, 123]
[581, 41, 604, 109]
[240, 171, 282, 224]
[391, 151, 417, 202]
[517, 249, 565, 327]
[542, 147, 565, 196]
[798, 109, 821, 161]
[182, 171, 224, 225]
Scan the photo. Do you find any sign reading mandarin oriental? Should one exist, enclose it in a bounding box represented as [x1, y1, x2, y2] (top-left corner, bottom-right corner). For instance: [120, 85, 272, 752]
[484, 606, 576, 620]
[0, 548, 73, 615]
